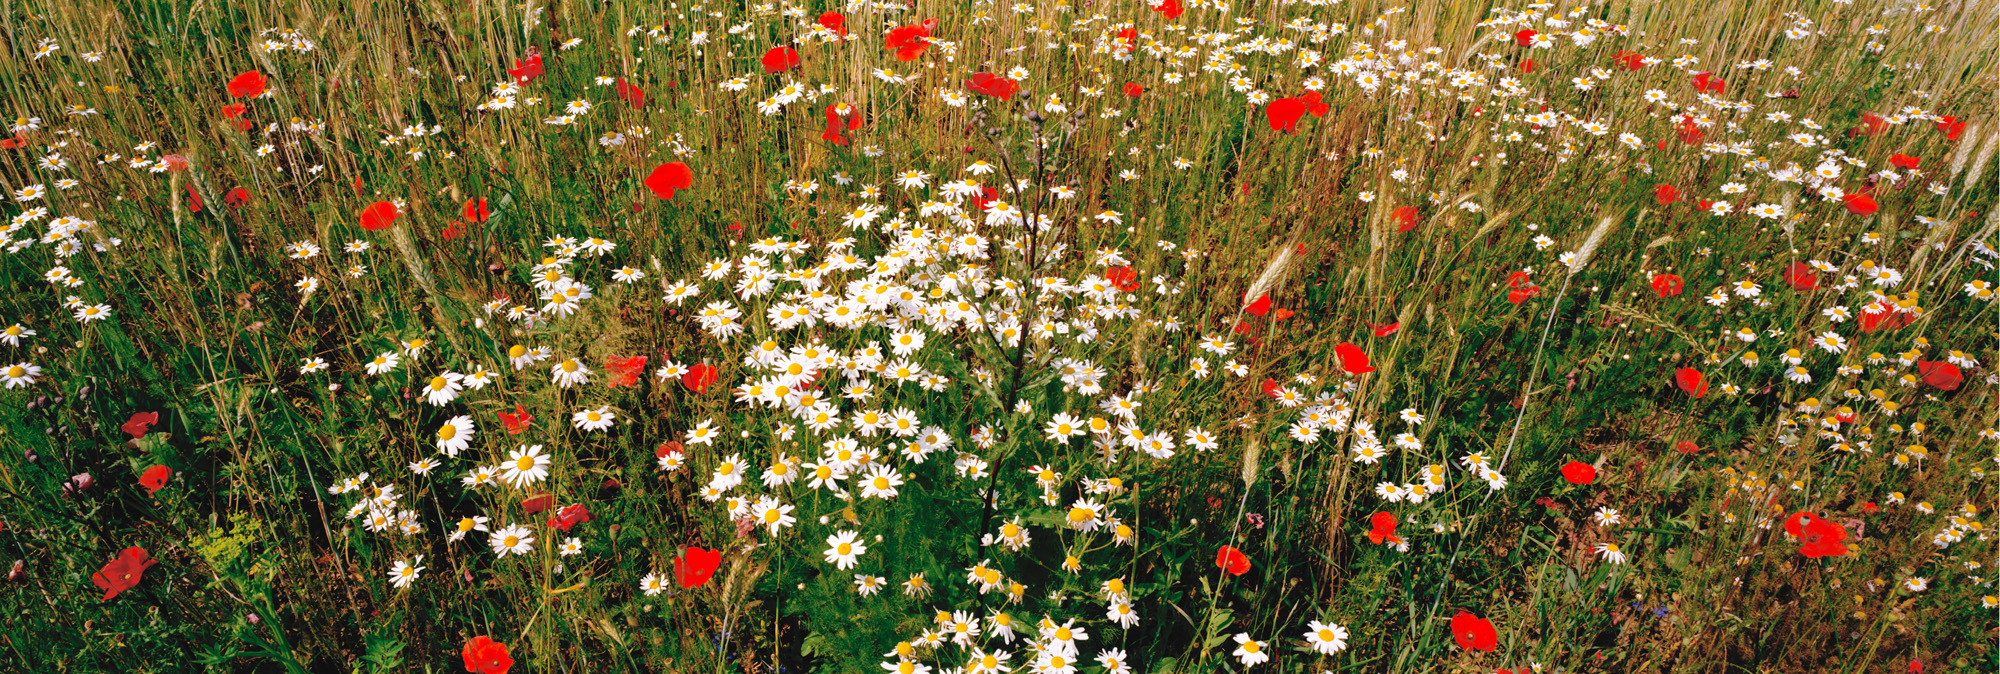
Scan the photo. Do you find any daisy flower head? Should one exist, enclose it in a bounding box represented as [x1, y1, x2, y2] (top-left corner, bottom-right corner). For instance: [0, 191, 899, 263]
[435, 415, 476, 456]
[3, 362, 42, 389]
[823, 529, 868, 570]
[1304, 620, 1349, 654]
[1230, 633, 1268, 666]
[388, 556, 426, 589]
[489, 524, 535, 557]
[500, 444, 551, 487]
[573, 405, 616, 432]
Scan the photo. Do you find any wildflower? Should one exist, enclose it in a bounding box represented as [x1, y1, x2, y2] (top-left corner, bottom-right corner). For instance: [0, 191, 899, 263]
[1593, 507, 1622, 526]
[1304, 620, 1350, 654]
[567, 405, 614, 432]
[1562, 461, 1597, 484]
[3, 362, 42, 388]
[462, 636, 513, 674]
[640, 573, 668, 596]
[500, 445, 551, 488]
[489, 524, 534, 557]
[1215, 545, 1251, 575]
[436, 415, 476, 456]
[1450, 611, 1498, 652]
[1230, 633, 1269, 666]
[675, 546, 722, 588]
[364, 352, 401, 376]
[389, 556, 425, 588]
[1594, 542, 1627, 564]
[74, 304, 112, 322]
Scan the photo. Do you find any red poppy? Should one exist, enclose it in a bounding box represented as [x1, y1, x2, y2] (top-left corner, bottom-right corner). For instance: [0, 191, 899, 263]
[1842, 194, 1879, 216]
[1151, 0, 1184, 19]
[1785, 512, 1848, 558]
[0, 135, 26, 150]
[458, 198, 490, 224]
[1674, 440, 1699, 455]
[1393, 206, 1420, 232]
[1273, 308, 1295, 321]
[358, 201, 399, 231]
[1365, 511, 1400, 545]
[1916, 361, 1962, 391]
[1105, 265, 1139, 292]
[92, 547, 157, 602]
[1368, 321, 1401, 337]
[965, 72, 1019, 98]
[1653, 183, 1678, 205]
[121, 411, 160, 440]
[823, 103, 864, 146]
[1300, 91, 1329, 117]
[1505, 271, 1540, 304]
[1122, 82, 1144, 98]
[1561, 461, 1596, 485]
[817, 11, 848, 36]
[224, 188, 251, 209]
[1857, 112, 1887, 136]
[607, 355, 649, 388]
[1782, 262, 1819, 291]
[1260, 378, 1281, 398]
[1889, 154, 1920, 170]
[1334, 342, 1376, 375]
[1650, 274, 1683, 297]
[886, 20, 934, 61]
[683, 363, 719, 393]
[1690, 71, 1725, 93]
[1451, 611, 1498, 652]
[1244, 293, 1272, 316]
[676, 546, 723, 588]
[760, 46, 802, 73]
[1518, 58, 1536, 74]
[508, 53, 543, 85]
[1676, 115, 1705, 146]
[184, 185, 204, 213]
[462, 635, 513, 674]
[972, 185, 999, 211]
[139, 465, 172, 496]
[614, 78, 647, 109]
[645, 162, 694, 200]
[1936, 116, 1965, 140]
[1861, 502, 1879, 514]
[1859, 301, 1913, 333]
[499, 403, 534, 435]
[227, 71, 267, 98]
[1514, 29, 1537, 46]
[1214, 545, 1251, 576]
[1674, 368, 1706, 398]
[547, 503, 592, 532]
[1614, 50, 1645, 70]
[521, 493, 555, 515]
[1116, 27, 1138, 51]
[221, 103, 247, 119]
[1265, 98, 1307, 133]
